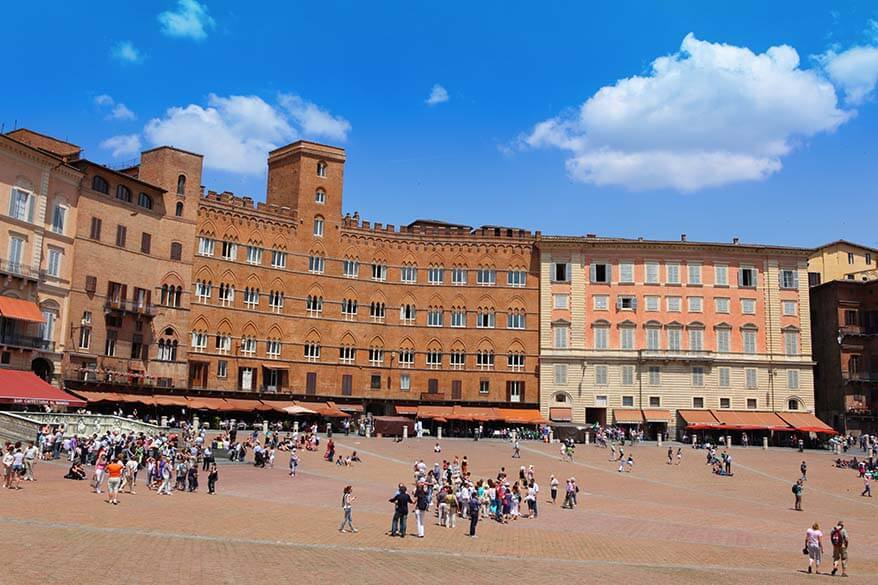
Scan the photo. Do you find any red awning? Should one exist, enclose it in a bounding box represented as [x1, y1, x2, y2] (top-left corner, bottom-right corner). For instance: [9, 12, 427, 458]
[0, 371, 85, 407]
[777, 412, 837, 435]
[0, 297, 44, 322]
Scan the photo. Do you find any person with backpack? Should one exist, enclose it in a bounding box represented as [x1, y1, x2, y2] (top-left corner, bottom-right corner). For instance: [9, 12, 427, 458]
[792, 479, 804, 511]
[830, 520, 848, 577]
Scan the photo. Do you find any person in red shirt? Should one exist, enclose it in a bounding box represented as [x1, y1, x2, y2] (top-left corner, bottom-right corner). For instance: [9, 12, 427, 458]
[106, 458, 124, 505]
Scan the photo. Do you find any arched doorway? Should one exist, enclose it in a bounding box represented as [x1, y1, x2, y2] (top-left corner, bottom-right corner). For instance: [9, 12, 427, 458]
[31, 357, 54, 382]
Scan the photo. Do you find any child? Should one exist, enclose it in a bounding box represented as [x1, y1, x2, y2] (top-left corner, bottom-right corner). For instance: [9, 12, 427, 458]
[289, 448, 299, 477]
[625, 455, 634, 472]
[434, 443, 442, 453]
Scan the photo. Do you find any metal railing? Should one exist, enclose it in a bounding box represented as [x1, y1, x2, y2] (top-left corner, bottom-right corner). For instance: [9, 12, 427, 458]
[0, 333, 54, 351]
[0, 258, 39, 279]
[843, 372, 878, 383]
[641, 349, 714, 361]
[103, 299, 158, 317]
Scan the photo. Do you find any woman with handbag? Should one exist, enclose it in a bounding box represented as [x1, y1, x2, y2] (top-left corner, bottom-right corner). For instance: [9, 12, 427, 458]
[804, 522, 824, 574]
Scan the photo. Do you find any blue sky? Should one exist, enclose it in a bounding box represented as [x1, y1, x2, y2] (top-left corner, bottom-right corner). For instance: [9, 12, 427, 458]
[4, 1, 878, 248]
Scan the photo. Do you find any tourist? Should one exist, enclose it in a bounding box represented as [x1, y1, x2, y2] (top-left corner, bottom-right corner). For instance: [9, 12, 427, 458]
[562, 478, 575, 508]
[207, 463, 218, 495]
[526, 479, 539, 518]
[339, 485, 358, 533]
[512, 440, 521, 458]
[105, 457, 124, 505]
[676, 447, 683, 465]
[158, 457, 173, 496]
[289, 448, 299, 477]
[64, 462, 86, 480]
[804, 522, 823, 574]
[862, 471, 872, 497]
[93, 452, 107, 494]
[792, 479, 804, 511]
[23, 441, 38, 481]
[123, 456, 139, 494]
[667, 446, 673, 465]
[800, 461, 808, 481]
[625, 454, 634, 472]
[468, 491, 480, 537]
[389, 484, 412, 537]
[549, 475, 559, 504]
[187, 463, 198, 492]
[414, 483, 429, 537]
[830, 520, 848, 577]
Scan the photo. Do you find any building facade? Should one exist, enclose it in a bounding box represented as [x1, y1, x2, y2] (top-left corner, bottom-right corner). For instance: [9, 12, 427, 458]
[0, 131, 83, 381]
[810, 279, 878, 433]
[188, 141, 540, 412]
[808, 240, 878, 286]
[539, 236, 815, 437]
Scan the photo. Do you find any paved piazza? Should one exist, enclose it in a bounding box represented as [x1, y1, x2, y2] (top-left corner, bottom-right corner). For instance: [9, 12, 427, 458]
[1, 437, 875, 584]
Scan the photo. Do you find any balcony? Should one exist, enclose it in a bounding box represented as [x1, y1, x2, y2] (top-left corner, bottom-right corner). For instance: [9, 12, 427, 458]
[104, 299, 158, 317]
[842, 372, 878, 384]
[0, 333, 54, 352]
[641, 349, 714, 362]
[0, 258, 39, 281]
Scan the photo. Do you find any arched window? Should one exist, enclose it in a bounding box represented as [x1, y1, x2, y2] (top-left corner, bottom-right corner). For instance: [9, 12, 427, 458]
[170, 242, 182, 261]
[137, 192, 152, 209]
[160, 284, 169, 305]
[177, 174, 186, 195]
[116, 184, 132, 202]
[313, 216, 324, 237]
[92, 175, 109, 194]
[316, 161, 327, 177]
[315, 189, 326, 204]
[175, 202, 184, 217]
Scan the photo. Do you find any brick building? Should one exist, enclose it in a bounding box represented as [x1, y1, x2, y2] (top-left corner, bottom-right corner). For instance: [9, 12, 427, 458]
[810, 279, 878, 433]
[539, 235, 817, 438]
[190, 141, 540, 413]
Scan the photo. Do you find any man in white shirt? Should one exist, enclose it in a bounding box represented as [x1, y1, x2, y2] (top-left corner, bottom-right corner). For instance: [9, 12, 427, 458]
[23, 442, 38, 481]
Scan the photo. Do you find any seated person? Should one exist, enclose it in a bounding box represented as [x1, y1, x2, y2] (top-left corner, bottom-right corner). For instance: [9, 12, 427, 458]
[350, 451, 362, 463]
[65, 462, 87, 480]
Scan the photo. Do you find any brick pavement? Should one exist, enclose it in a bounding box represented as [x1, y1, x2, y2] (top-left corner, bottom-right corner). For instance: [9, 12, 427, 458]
[0, 437, 875, 584]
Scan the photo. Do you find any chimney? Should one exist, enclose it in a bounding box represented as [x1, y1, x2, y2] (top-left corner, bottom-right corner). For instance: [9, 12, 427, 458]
[732, 237, 740, 245]
[681, 233, 687, 242]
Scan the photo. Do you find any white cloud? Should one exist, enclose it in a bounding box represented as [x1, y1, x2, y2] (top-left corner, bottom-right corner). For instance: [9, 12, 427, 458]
[158, 0, 215, 41]
[279, 94, 351, 141]
[818, 46, 878, 104]
[426, 84, 449, 106]
[520, 33, 852, 192]
[100, 134, 142, 158]
[93, 95, 136, 121]
[111, 41, 144, 64]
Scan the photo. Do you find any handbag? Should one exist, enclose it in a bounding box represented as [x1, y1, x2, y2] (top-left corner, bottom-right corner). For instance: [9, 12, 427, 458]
[802, 547, 809, 555]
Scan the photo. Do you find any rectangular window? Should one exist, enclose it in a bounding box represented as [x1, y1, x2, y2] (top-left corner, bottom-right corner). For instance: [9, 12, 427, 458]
[620, 327, 635, 350]
[779, 269, 798, 289]
[216, 335, 231, 354]
[476, 310, 495, 328]
[689, 328, 704, 351]
[400, 374, 411, 391]
[742, 329, 757, 354]
[451, 380, 462, 399]
[687, 263, 702, 285]
[747, 398, 758, 410]
[427, 351, 443, 369]
[221, 241, 237, 260]
[9, 188, 31, 221]
[719, 367, 730, 387]
[51, 204, 65, 234]
[479, 380, 490, 394]
[784, 330, 799, 355]
[507, 353, 525, 371]
[452, 267, 467, 285]
[553, 325, 569, 349]
[266, 340, 281, 358]
[666, 296, 681, 312]
[590, 262, 610, 283]
[621, 365, 634, 385]
[593, 295, 609, 310]
[552, 262, 570, 282]
[217, 360, 228, 378]
[667, 328, 681, 350]
[271, 250, 287, 268]
[715, 297, 730, 313]
[666, 262, 681, 284]
[553, 364, 568, 385]
[370, 375, 381, 390]
[787, 369, 799, 389]
[304, 343, 321, 362]
[343, 259, 359, 278]
[400, 265, 417, 283]
[595, 395, 608, 407]
[428, 266, 445, 285]
[308, 255, 325, 274]
[848, 252, 854, 264]
[507, 311, 525, 329]
[451, 309, 466, 328]
[866, 253, 873, 265]
[140, 232, 151, 254]
[507, 270, 526, 287]
[46, 248, 62, 278]
[687, 297, 703, 312]
[428, 309, 443, 327]
[649, 396, 661, 408]
[246, 246, 262, 265]
[371, 263, 387, 281]
[716, 328, 730, 353]
[745, 368, 757, 389]
[553, 294, 569, 309]
[617, 295, 637, 311]
[104, 330, 117, 357]
[645, 295, 659, 311]
[115, 225, 127, 248]
[622, 395, 634, 407]
[594, 365, 608, 385]
[645, 261, 659, 284]
[593, 326, 609, 349]
[89, 217, 102, 240]
[741, 298, 756, 314]
[720, 397, 731, 409]
[646, 328, 660, 350]
[450, 352, 465, 370]
[197, 237, 214, 256]
[368, 348, 383, 366]
[739, 266, 757, 288]
[782, 300, 797, 316]
[648, 366, 660, 385]
[476, 268, 496, 286]
[619, 261, 634, 284]
[398, 349, 413, 367]
[79, 325, 91, 349]
[338, 346, 356, 364]
[692, 366, 704, 386]
[714, 264, 728, 286]
[693, 397, 704, 409]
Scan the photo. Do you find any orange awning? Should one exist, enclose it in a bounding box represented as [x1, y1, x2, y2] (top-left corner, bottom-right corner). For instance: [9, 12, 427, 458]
[72, 390, 123, 403]
[495, 408, 546, 424]
[641, 409, 671, 422]
[115, 393, 156, 406]
[613, 409, 645, 424]
[777, 412, 837, 434]
[549, 407, 572, 422]
[678, 409, 721, 425]
[0, 297, 44, 322]
[261, 400, 299, 413]
[395, 405, 418, 415]
[187, 396, 232, 411]
[222, 398, 266, 412]
[152, 394, 189, 407]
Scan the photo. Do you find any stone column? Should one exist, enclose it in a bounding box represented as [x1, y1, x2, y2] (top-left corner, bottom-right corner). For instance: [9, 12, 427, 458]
[160, 415, 168, 427]
[762, 437, 769, 450]
[437, 426, 442, 440]
[726, 435, 731, 448]
[263, 420, 269, 434]
[293, 420, 299, 433]
[549, 429, 554, 443]
[657, 432, 662, 447]
[691, 435, 697, 447]
[403, 424, 408, 439]
[193, 416, 200, 431]
[584, 431, 590, 445]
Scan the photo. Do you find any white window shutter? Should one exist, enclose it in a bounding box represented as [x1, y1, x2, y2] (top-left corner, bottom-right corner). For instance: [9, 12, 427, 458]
[792, 271, 799, 289]
[589, 264, 596, 282]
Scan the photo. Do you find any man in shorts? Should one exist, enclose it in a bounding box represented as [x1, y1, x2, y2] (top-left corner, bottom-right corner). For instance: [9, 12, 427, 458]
[106, 457, 124, 505]
[830, 520, 848, 577]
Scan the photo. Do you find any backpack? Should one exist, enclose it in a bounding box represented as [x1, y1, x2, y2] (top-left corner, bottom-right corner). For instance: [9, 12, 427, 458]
[831, 527, 843, 546]
[791, 484, 798, 494]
